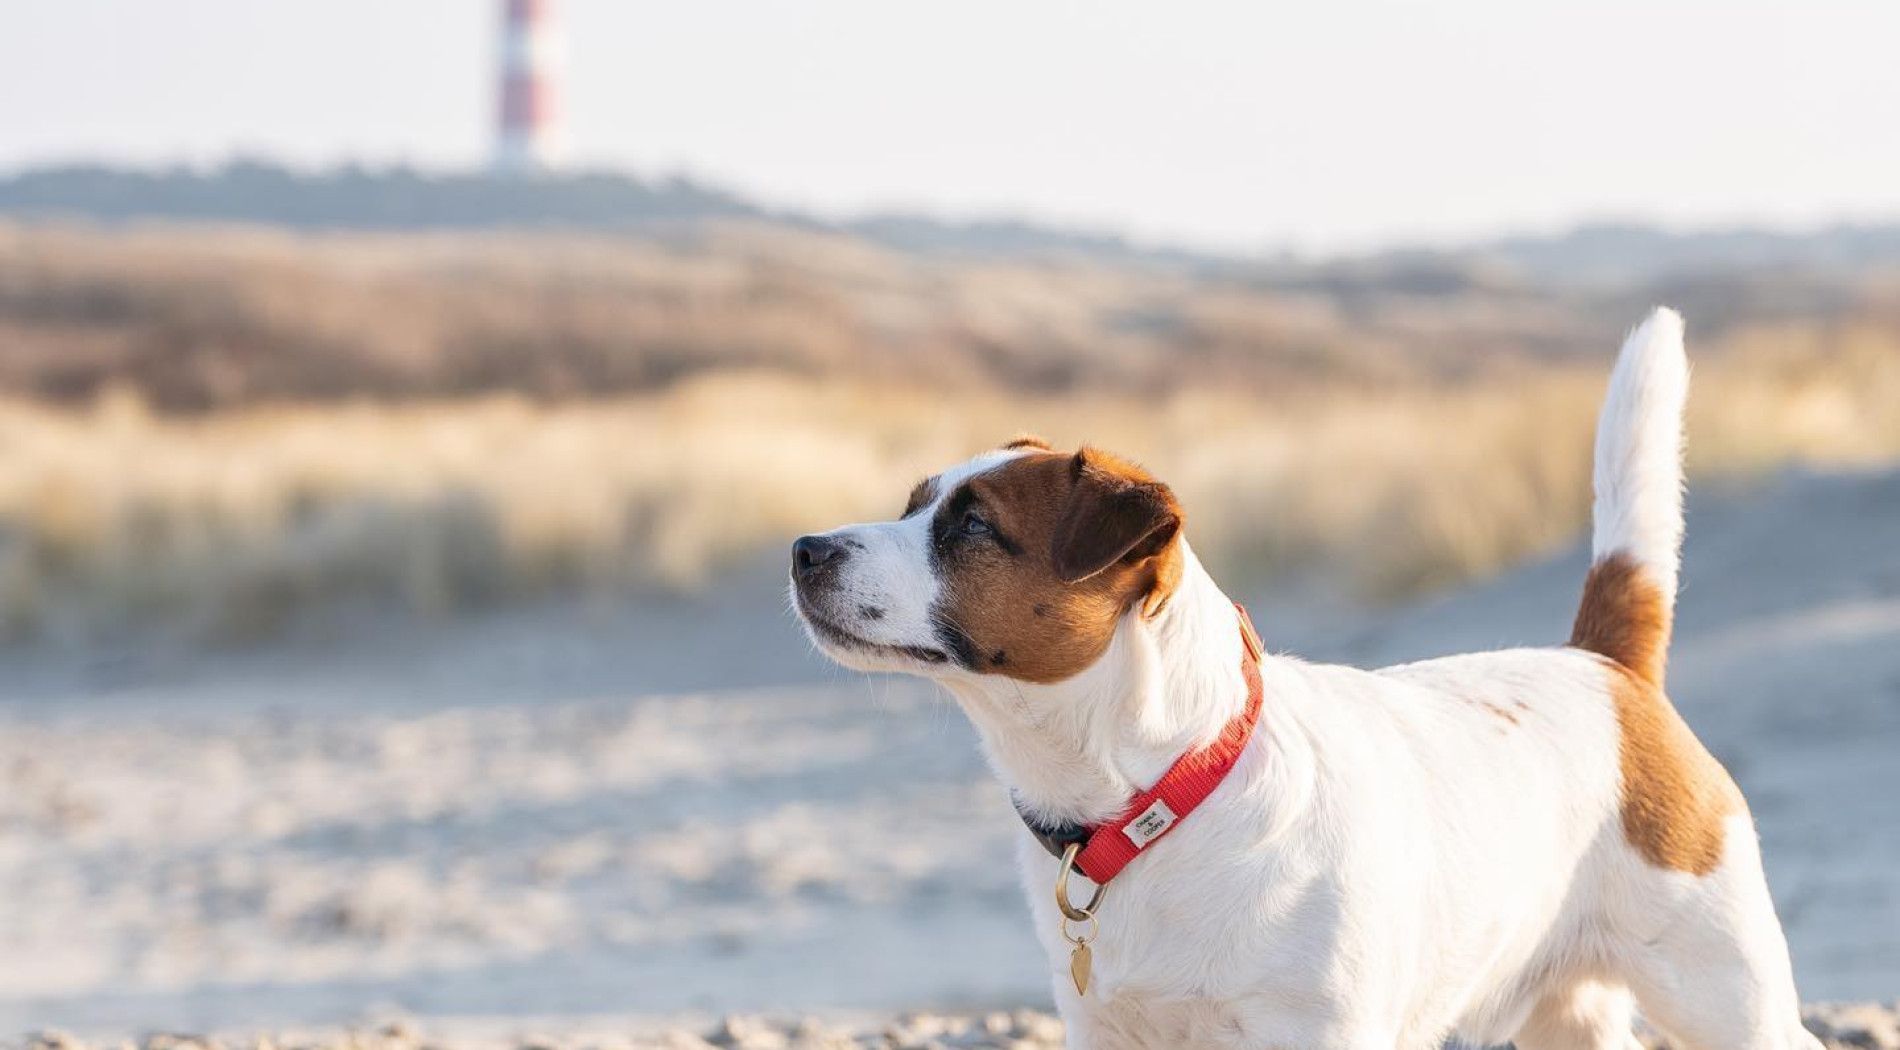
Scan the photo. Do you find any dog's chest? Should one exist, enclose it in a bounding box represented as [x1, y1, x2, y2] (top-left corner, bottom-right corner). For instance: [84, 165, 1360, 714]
[1076, 993, 1263, 1050]
[1039, 847, 1354, 1046]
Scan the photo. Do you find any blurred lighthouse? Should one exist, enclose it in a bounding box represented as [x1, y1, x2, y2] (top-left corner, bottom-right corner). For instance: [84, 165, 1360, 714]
[493, 0, 565, 175]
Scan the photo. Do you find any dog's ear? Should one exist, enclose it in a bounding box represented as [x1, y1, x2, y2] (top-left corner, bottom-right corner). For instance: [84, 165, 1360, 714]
[1051, 448, 1183, 596]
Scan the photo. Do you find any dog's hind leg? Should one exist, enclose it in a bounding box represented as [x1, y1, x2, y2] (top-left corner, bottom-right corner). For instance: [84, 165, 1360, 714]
[1510, 979, 1644, 1050]
[1620, 835, 1822, 1050]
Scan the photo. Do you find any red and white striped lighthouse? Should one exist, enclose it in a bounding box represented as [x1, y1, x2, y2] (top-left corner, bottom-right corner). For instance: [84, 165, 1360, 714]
[494, 0, 564, 175]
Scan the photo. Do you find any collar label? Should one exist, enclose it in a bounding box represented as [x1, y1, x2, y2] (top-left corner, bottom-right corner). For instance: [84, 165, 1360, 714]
[1121, 799, 1177, 849]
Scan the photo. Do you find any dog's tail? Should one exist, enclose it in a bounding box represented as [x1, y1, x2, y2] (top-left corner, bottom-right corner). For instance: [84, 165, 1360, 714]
[1570, 308, 1688, 687]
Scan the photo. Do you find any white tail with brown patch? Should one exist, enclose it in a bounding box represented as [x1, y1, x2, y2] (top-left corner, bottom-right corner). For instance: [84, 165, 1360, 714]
[1573, 307, 1688, 686]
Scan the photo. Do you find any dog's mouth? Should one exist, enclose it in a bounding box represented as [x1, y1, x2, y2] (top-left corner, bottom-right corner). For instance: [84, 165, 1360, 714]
[794, 594, 950, 666]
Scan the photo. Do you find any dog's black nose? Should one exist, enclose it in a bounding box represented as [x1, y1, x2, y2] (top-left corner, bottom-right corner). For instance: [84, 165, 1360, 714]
[793, 534, 847, 579]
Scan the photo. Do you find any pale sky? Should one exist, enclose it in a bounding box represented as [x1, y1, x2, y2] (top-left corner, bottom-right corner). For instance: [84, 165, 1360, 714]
[4, 0, 1898, 253]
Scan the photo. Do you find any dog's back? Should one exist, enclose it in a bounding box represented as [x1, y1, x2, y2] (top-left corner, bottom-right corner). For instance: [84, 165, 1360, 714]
[1367, 309, 1816, 1049]
[1207, 310, 1818, 1048]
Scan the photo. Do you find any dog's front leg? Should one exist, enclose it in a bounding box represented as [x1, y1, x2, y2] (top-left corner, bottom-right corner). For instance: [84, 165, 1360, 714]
[1054, 989, 1398, 1050]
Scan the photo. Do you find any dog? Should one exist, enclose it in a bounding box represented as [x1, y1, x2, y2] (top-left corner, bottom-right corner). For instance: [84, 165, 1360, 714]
[790, 309, 1817, 1049]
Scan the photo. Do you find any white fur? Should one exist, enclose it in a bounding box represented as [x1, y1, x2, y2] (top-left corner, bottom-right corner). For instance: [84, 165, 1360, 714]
[1593, 307, 1689, 600]
[794, 312, 1817, 1049]
[789, 450, 1023, 675]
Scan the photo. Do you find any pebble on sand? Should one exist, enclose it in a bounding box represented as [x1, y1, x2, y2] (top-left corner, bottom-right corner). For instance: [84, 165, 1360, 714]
[17, 1004, 1900, 1050]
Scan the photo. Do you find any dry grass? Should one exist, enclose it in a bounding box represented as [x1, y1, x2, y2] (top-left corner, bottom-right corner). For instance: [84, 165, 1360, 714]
[0, 220, 1737, 409]
[4, 220, 1898, 642]
[3, 324, 1897, 643]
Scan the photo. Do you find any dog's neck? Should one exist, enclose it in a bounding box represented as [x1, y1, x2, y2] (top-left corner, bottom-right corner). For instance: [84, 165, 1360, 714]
[938, 541, 1251, 828]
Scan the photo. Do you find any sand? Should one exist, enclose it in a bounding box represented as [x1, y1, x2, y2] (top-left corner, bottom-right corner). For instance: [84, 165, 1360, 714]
[12, 1004, 1900, 1050]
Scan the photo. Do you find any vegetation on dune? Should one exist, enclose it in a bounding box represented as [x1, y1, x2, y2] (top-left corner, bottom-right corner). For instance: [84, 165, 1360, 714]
[20, 220, 1893, 411]
[3, 353, 1896, 644]
[0, 221, 1896, 644]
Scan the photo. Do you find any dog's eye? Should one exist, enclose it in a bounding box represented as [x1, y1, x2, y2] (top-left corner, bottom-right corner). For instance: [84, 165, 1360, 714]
[960, 512, 992, 537]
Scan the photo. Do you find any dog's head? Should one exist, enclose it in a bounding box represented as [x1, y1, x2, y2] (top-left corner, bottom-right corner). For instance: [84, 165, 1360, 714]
[790, 437, 1184, 683]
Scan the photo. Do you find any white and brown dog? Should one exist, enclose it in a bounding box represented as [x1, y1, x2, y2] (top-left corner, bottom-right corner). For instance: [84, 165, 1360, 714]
[790, 309, 1816, 1049]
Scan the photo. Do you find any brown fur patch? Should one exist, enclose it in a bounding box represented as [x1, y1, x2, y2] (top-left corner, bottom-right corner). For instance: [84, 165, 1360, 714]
[902, 478, 938, 519]
[1002, 434, 1052, 451]
[1605, 664, 1744, 875]
[1460, 697, 1521, 731]
[1570, 552, 1671, 686]
[934, 446, 1183, 684]
[1571, 553, 1743, 875]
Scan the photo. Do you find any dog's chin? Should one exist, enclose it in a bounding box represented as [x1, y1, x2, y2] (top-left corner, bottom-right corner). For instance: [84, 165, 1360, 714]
[793, 593, 951, 676]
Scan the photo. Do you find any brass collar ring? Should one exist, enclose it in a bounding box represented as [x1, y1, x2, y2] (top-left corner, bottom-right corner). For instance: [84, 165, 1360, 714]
[1055, 842, 1107, 922]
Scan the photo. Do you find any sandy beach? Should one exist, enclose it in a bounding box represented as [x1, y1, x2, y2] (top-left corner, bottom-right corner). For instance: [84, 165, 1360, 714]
[12, 1004, 1900, 1050]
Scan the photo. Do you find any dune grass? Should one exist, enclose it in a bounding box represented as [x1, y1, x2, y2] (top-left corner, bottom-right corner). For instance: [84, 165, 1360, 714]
[4, 221, 1898, 643]
[3, 320, 1896, 644]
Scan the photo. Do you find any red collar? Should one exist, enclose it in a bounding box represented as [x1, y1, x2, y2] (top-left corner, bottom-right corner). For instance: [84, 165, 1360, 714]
[1016, 603, 1265, 885]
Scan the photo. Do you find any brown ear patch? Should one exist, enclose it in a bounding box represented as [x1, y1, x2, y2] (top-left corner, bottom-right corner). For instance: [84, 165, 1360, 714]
[1051, 449, 1182, 586]
[902, 477, 939, 519]
[934, 447, 1184, 684]
[1607, 664, 1744, 876]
